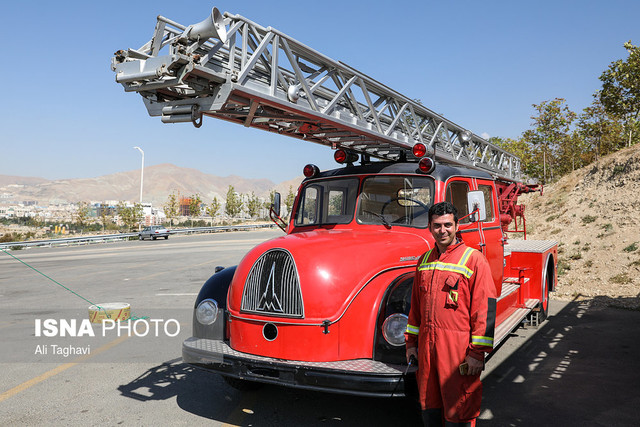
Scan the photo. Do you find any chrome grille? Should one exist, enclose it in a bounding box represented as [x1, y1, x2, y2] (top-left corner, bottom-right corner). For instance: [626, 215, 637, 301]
[241, 249, 304, 318]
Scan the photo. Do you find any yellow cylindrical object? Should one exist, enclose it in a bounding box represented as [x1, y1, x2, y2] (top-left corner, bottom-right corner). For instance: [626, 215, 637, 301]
[88, 302, 131, 323]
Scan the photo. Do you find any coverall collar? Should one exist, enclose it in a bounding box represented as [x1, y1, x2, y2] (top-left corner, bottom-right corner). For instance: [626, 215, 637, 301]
[434, 239, 465, 257]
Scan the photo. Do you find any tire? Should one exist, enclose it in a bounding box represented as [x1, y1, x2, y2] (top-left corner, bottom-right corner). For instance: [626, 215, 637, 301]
[223, 376, 263, 391]
[539, 256, 553, 322]
[139, 235, 144, 240]
[152, 236, 157, 240]
[164, 236, 169, 240]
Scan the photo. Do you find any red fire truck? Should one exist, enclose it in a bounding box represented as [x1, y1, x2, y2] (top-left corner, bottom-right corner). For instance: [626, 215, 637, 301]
[112, 7, 557, 397]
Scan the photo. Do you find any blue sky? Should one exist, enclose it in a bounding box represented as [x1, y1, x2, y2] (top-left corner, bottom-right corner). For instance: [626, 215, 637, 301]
[2, 0, 639, 183]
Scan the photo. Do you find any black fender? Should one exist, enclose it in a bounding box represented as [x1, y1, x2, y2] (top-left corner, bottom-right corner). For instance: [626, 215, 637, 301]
[192, 266, 237, 340]
[372, 272, 418, 398]
[195, 266, 237, 308]
[373, 272, 414, 364]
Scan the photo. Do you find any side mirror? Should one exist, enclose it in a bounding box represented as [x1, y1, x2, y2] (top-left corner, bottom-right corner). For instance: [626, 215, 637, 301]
[272, 192, 281, 217]
[466, 191, 487, 222]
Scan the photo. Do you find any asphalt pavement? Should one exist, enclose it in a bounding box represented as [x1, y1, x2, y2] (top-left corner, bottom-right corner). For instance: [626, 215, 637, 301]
[1, 230, 638, 426]
[479, 296, 640, 426]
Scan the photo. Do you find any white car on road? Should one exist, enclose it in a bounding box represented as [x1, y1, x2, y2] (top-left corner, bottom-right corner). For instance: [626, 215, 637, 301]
[139, 226, 170, 240]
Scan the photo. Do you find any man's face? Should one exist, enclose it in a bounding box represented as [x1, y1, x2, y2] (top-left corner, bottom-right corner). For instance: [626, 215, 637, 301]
[429, 213, 458, 249]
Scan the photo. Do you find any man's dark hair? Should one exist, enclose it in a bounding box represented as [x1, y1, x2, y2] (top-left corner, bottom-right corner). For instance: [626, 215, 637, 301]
[428, 201, 459, 224]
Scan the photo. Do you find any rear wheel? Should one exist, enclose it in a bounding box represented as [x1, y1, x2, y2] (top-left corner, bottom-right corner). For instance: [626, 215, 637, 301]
[538, 277, 549, 322]
[223, 376, 263, 391]
[164, 236, 169, 240]
[539, 256, 553, 322]
[152, 236, 157, 240]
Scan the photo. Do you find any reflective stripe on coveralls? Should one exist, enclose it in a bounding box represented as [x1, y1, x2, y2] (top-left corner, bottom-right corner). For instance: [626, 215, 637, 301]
[418, 247, 475, 279]
[406, 324, 420, 335]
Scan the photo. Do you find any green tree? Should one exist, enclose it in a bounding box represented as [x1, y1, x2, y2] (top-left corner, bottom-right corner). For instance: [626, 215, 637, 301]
[188, 194, 202, 226]
[246, 192, 261, 219]
[556, 132, 589, 175]
[576, 95, 626, 162]
[491, 136, 542, 180]
[522, 98, 576, 183]
[117, 202, 143, 232]
[206, 197, 221, 226]
[98, 203, 114, 232]
[225, 186, 243, 218]
[75, 201, 91, 232]
[285, 186, 296, 218]
[163, 191, 179, 227]
[599, 41, 640, 147]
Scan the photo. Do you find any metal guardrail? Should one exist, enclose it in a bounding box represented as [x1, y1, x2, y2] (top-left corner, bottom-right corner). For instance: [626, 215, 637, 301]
[0, 224, 275, 250]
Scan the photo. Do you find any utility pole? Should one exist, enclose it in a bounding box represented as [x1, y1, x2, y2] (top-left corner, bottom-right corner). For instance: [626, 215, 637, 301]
[133, 146, 144, 203]
[133, 146, 144, 231]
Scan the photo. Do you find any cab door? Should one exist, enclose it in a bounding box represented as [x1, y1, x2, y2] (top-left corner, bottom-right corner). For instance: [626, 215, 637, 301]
[444, 179, 482, 252]
[475, 180, 504, 290]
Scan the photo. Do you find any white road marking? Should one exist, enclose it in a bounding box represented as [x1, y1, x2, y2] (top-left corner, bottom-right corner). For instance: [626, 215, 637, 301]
[155, 293, 198, 296]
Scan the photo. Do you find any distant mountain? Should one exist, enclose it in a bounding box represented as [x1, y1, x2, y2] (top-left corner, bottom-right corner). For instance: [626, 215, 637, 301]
[0, 175, 49, 187]
[0, 164, 303, 205]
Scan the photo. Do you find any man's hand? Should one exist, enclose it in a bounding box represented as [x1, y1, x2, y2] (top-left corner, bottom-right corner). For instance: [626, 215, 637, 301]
[464, 354, 483, 376]
[406, 347, 418, 365]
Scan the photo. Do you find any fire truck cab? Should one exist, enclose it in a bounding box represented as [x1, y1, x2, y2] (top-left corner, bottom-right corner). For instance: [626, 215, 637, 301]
[181, 154, 557, 396]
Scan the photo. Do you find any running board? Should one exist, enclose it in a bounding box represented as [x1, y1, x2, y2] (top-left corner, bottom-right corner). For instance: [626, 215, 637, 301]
[494, 298, 539, 348]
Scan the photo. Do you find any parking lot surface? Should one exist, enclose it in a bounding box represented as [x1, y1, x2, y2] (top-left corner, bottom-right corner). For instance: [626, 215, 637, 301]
[1, 230, 638, 426]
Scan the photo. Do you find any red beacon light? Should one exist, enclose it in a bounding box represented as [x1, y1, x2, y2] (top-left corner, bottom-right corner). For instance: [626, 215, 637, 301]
[303, 164, 320, 178]
[334, 149, 358, 164]
[418, 156, 436, 174]
[412, 143, 427, 158]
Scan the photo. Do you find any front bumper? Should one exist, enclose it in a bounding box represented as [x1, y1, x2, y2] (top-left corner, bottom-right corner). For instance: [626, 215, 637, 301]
[182, 337, 414, 397]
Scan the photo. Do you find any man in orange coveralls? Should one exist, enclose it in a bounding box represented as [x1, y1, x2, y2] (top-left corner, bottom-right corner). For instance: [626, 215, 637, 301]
[405, 201, 497, 426]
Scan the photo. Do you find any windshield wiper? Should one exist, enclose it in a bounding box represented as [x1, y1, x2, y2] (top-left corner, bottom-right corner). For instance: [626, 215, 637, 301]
[363, 210, 391, 229]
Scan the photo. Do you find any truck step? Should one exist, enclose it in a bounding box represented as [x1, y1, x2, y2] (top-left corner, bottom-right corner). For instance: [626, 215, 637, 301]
[499, 282, 518, 300]
[499, 277, 530, 301]
[494, 298, 539, 348]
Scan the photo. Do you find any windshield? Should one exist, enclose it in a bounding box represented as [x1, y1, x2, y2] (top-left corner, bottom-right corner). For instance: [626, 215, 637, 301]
[357, 176, 433, 228]
[294, 175, 434, 228]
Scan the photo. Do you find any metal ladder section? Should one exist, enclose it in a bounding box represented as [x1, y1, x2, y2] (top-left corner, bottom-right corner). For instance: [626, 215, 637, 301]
[111, 7, 522, 181]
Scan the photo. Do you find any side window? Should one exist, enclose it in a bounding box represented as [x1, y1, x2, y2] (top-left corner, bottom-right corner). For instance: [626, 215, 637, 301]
[445, 181, 470, 224]
[328, 190, 345, 216]
[297, 186, 319, 225]
[294, 178, 358, 227]
[478, 184, 495, 222]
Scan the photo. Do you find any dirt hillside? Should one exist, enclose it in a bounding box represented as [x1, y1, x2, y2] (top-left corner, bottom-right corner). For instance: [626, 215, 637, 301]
[519, 144, 640, 309]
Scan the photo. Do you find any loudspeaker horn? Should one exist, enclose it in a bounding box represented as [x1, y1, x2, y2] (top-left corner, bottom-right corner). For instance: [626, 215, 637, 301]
[184, 7, 227, 43]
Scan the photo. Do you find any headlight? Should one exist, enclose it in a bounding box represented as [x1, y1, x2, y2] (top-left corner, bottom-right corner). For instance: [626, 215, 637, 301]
[196, 299, 219, 325]
[382, 313, 408, 346]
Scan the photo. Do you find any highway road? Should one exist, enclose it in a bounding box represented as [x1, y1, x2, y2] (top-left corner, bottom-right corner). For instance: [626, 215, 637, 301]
[1, 230, 638, 426]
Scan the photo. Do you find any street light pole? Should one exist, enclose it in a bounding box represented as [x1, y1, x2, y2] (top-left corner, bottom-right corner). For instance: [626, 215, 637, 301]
[133, 146, 144, 204]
